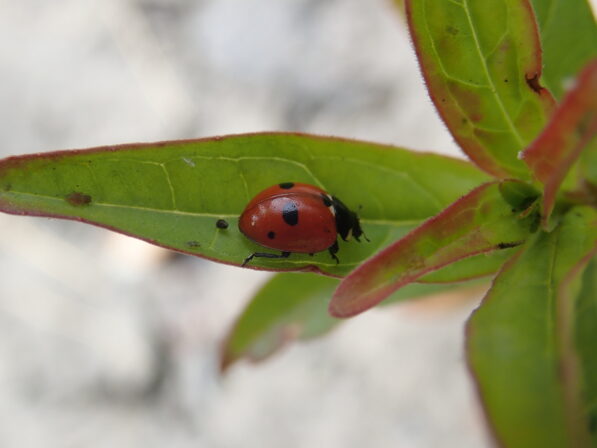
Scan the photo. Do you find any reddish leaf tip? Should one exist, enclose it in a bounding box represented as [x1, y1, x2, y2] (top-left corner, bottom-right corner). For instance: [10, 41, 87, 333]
[521, 58, 597, 225]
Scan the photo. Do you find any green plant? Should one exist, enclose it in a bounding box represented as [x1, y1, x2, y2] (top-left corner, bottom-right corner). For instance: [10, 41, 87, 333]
[0, 1, 595, 446]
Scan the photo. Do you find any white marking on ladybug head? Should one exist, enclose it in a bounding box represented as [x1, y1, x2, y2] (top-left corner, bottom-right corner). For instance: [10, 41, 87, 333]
[326, 195, 336, 216]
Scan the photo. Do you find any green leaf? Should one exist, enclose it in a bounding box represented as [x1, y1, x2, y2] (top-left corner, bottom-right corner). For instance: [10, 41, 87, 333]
[498, 179, 540, 211]
[330, 181, 537, 317]
[0, 133, 490, 277]
[416, 248, 515, 283]
[221, 272, 486, 371]
[580, 140, 597, 188]
[531, 0, 597, 100]
[521, 59, 597, 227]
[220, 273, 338, 372]
[466, 206, 597, 448]
[417, 179, 539, 283]
[406, 0, 555, 178]
[573, 258, 597, 447]
[418, 177, 540, 285]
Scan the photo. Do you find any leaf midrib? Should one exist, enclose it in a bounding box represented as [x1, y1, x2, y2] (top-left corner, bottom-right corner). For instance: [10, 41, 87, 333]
[462, 0, 525, 148]
[2, 190, 423, 227]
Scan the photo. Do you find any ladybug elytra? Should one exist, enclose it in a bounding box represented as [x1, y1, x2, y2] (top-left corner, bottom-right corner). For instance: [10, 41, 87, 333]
[239, 182, 366, 266]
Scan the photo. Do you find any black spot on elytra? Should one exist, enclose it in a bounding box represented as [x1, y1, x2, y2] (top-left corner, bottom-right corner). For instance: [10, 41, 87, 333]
[216, 219, 229, 229]
[66, 192, 92, 207]
[282, 200, 299, 226]
[279, 182, 294, 189]
[267, 231, 276, 239]
[321, 194, 332, 207]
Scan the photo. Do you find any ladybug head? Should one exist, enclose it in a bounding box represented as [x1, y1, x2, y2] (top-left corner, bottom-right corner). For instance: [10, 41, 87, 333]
[331, 196, 365, 242]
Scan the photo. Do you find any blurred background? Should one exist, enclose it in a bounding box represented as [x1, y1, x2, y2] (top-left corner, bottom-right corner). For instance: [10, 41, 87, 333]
[3, 0, 588, 446]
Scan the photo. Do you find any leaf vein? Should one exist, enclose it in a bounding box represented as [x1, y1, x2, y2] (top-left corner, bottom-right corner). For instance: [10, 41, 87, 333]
[159, 163, 178, 210]
[6, 191, 421, 227]
[462, 0, 525, 147]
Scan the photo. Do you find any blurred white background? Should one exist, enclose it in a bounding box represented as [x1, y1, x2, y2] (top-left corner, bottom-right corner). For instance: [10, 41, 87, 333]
[4, 0, 587, 446]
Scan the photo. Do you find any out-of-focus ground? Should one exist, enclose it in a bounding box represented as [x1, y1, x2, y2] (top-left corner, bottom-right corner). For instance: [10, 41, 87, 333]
[3, 0, 583, 446]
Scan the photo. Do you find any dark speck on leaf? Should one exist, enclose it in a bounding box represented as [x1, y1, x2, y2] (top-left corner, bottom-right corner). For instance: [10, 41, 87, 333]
[216, 219, 229, 229]
[525, 73, 542, 93]
[497, 241, 524, 249]
[66, 192, 92, 207]
[446, 25, 459, 36]
[504, 79, 509, 83]
[186, 241, 201, 248]
[3, 184, 11, 191]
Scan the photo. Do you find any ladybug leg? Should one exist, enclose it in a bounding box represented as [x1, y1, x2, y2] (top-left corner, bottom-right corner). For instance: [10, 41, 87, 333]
[354, 231, 370, 243]
[242, 251, 291, 267]
[328, 240, 340, 264]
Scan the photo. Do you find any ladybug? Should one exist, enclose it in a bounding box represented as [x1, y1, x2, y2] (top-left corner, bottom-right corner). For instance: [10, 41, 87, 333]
[239, 182, 366, 266]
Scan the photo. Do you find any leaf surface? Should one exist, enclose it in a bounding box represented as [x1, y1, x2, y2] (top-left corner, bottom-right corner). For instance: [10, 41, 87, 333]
[406, 0, 555, 178]
[531, 0, 597, 99]
[0, 133, 490, 277]
[416, 248, 514, 283]
[521, 59, 597, 226]
[220, 273, 338, 372]
[466, 206, 597, 448]
[221, 272, 485, 371]
[330, 181, 538, 317]
[572, 258, 597, 447]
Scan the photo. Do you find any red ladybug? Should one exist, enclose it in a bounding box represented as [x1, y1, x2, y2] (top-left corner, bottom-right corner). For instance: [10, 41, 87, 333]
[239, 182, 366, 266]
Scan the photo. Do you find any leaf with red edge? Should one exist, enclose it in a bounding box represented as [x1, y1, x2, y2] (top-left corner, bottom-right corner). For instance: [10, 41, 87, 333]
[329, 180, 538, 317]
[0, 132, 490, 277]
[521, 59, 597, 227]
[406, 0, 555, 178]
[220, 273, 338, 372]
[221, 272, 486, 372]
[466, 206, 597, 447]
